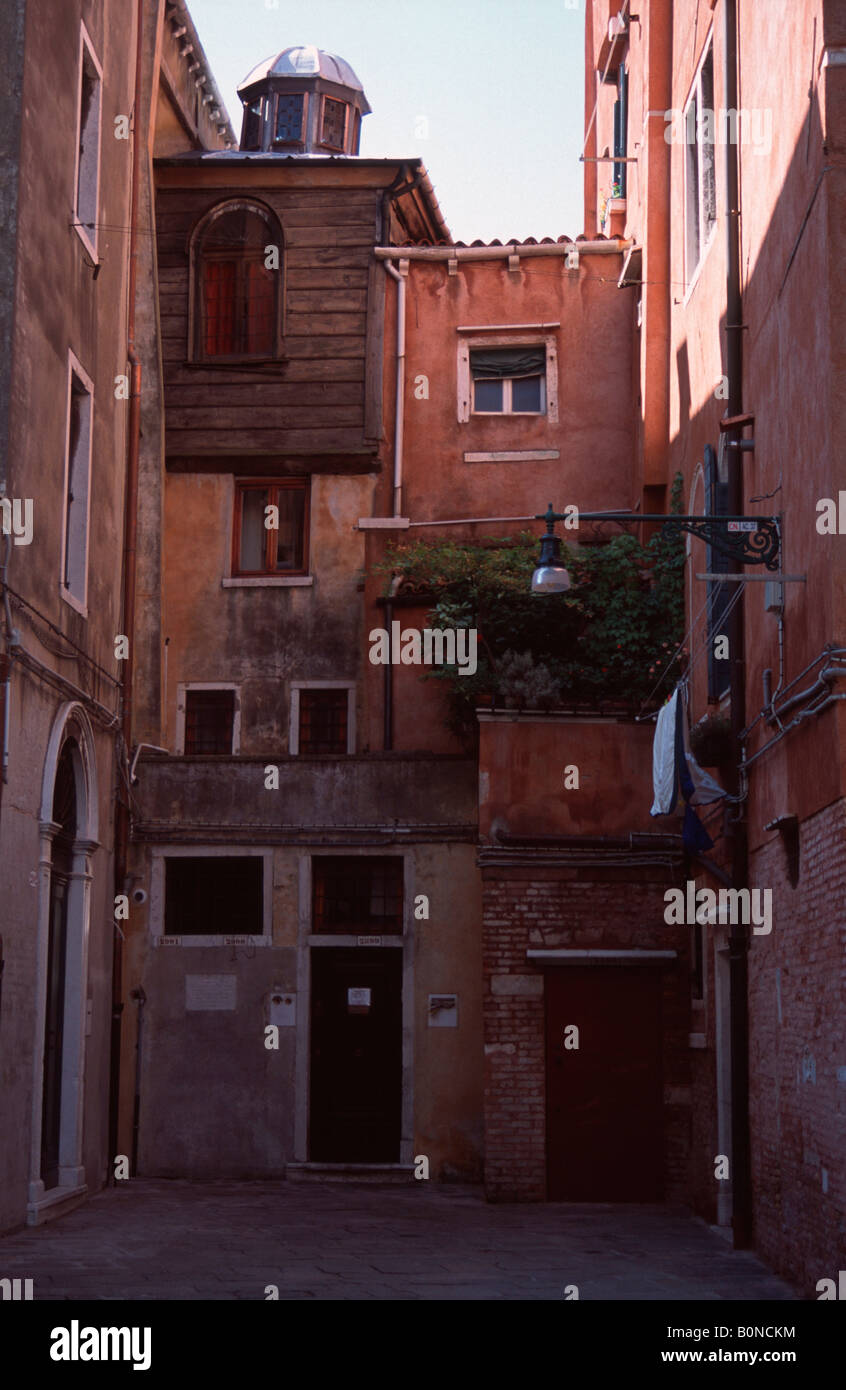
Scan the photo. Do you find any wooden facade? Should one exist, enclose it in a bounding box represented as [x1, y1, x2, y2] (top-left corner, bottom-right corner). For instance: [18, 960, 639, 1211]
[155, 159, 442, 466]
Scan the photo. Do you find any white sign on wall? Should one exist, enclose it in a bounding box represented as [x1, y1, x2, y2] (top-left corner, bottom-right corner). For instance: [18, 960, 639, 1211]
[185, 974, 237, 1012]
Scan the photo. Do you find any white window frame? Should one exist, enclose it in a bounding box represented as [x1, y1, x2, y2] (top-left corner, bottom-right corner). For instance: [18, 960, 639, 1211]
[72, 22, 103, 261]
[457, 332, 559, 424]
[289, 681, 355, 755]
[683, 33, 717, 293]
[150, 845, 273, 947]
[60, 351, 94, 617]
[176, 682, 241, 755]
[472, 372, 547, 416]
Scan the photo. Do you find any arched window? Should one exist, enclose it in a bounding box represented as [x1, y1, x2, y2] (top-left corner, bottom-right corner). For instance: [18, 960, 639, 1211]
[191, 201, 283, 362]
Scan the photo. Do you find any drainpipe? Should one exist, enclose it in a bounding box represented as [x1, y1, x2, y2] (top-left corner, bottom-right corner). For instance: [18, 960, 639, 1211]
[723, 0, 753, 1252]
[383, 258, 408, 518]
[109, 0, 144, 1177]
[0, 533, 20, 813]
[129, 986, 146, 1175]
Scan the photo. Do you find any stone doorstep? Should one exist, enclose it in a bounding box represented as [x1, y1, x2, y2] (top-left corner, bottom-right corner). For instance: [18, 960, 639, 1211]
[285, 1163, 416, 1185]
[26, 1184, 88, 1228]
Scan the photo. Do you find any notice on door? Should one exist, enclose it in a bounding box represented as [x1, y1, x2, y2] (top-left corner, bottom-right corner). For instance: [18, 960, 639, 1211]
[347, 987, 371, 1014]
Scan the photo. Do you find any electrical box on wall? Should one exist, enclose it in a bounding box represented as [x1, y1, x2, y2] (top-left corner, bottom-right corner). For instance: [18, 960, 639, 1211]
[428, 994, 458, 1028]
[765, 580, 784, 615]
[269, 990, 296, 1027]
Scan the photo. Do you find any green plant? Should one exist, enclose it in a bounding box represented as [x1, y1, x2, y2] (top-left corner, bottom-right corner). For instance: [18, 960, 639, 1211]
[372, 473, 686, 742]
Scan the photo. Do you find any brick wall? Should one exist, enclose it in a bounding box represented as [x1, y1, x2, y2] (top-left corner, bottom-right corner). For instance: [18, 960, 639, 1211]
[748, 797, 846, 1293]
[481, 864, 691, 1202]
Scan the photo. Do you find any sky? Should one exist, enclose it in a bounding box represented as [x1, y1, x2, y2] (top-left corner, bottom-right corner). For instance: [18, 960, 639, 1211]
[186, 0, 587, 244]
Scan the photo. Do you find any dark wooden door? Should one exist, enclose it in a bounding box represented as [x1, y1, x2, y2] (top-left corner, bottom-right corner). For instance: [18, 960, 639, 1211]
[41, 872, 69, 1189]
[310, 948, 402, 1162]
[545, 967, 664, 1201]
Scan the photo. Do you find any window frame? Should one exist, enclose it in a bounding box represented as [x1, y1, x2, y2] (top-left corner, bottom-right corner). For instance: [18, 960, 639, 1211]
[319, 95, 348, 151]
[471, 370, 547, 416]
[683, 35, 717, 291]
[187, 199, 286, 365]
[457, 331, 559, 424]
[60, 351, 94, 617]
[150, 846, 273, 947]
[72, 22, 103, 261]
[231, 477, 310, 579]
[176, 682, 241, 755]
[312, 855, 405, 936]
[289, 681, 356, 756]
[271, 90, 308, 148]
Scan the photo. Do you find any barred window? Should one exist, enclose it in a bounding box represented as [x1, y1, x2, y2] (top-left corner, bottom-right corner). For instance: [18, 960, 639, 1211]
[184, 689, 235, 754]
[299, 689, 348, 754]
[313, 857, 403, 934]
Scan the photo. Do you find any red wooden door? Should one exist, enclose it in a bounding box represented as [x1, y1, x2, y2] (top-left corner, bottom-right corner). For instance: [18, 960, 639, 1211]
[545, 967, 664, 1200]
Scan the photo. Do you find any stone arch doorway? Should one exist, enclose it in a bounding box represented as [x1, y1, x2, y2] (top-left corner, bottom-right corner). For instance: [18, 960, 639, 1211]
[28, 704, 99, 1223]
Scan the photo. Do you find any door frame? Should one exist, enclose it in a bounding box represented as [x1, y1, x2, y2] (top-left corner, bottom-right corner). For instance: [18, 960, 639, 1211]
[27, 704, 99, 1224]
[295, 850, 414, 1165]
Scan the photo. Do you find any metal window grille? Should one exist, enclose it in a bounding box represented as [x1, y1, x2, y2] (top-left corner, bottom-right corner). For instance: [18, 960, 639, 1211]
[299, 689, 348, 754]
[313, 857, 403, 933]
[184, 688, 235, 754]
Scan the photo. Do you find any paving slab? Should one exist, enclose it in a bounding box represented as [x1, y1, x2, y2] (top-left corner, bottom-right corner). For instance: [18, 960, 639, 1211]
[0, 1179, 798, 1301]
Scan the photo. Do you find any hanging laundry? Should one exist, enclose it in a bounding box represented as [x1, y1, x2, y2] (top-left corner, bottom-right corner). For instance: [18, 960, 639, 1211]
[651, 681, 725, 845]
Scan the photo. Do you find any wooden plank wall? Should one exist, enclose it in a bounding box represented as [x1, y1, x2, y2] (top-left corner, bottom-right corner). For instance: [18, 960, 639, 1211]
[156, 183, 384, 460]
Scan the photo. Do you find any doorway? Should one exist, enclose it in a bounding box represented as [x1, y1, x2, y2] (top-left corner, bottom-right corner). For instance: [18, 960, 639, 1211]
[41, 739, 77, 1190]
[545, 966, 664, 1200]
[310, 948, 402, 1162]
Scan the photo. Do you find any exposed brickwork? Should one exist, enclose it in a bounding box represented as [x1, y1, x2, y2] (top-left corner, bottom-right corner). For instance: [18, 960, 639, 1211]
[747, 797, 846, 1294]
[481, 865, 691, 1202]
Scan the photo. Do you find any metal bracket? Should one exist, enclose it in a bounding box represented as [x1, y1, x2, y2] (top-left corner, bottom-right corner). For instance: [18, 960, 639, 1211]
[537, 506, 781, 570]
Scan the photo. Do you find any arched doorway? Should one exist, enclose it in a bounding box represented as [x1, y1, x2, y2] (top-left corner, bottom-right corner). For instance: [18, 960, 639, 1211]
[40, 739, 78, 1189]
[28, 705, 99, 1222]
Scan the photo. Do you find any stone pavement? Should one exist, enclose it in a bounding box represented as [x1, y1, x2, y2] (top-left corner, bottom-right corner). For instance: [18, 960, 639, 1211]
[0, 1180, 798, 1300]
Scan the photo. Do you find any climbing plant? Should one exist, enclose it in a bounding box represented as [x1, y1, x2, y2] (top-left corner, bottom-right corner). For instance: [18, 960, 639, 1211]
[373, 472, 686, 740]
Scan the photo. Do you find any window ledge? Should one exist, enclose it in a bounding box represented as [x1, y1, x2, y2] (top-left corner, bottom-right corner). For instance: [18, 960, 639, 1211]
[222, 576, 313, 588]
[71, 219, 98, 263]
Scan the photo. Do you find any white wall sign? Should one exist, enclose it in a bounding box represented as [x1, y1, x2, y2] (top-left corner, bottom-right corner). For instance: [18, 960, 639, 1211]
[185, 974, 237, 1012]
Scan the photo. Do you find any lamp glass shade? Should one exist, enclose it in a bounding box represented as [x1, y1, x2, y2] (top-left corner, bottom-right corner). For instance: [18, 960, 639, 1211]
[531, 563, 571, 593]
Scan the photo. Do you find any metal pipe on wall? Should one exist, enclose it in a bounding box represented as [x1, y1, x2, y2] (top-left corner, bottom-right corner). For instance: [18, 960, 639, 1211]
[109, 0, 145, 1180]
[723, 0, 753, 1252]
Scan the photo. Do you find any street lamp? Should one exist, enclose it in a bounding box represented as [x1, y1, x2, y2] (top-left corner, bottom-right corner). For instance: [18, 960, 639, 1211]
[530, 502, 781, 591]
[531, 514, 571, 593]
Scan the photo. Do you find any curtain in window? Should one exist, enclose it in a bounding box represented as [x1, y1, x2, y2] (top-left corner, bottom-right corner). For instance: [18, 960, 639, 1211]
[469, 347, 546, 379]
[203, 260, 237, 357]
[245, 260, 275, 356]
